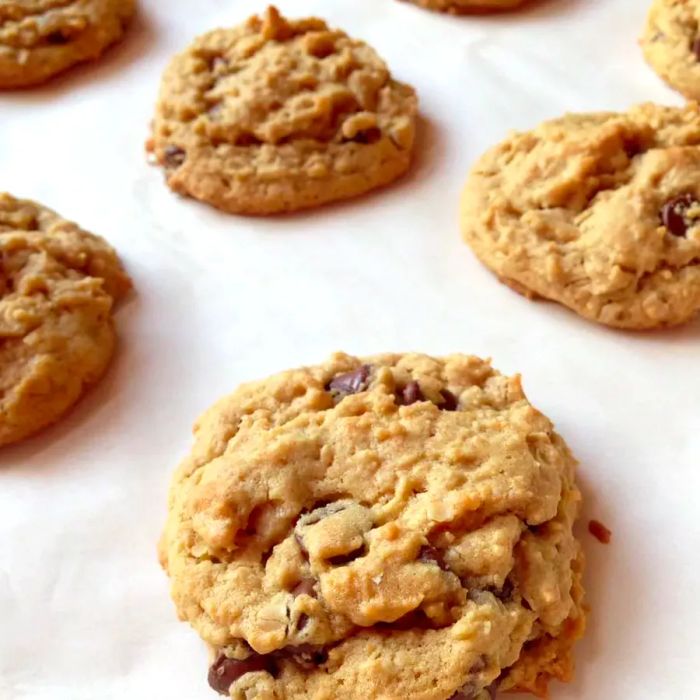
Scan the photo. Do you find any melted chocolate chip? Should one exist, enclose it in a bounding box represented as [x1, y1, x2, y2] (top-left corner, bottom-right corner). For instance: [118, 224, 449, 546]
[692, 37, 700, 61]
[296, 613, 310, 631]
[397, 380, 424, 406]
[163, 145, 186, 167]
[326, 365, 371, 397]
[352, 127, 382, 144]
[489, 578, 514, 602]
[660, 193, 699, 237]
[327, 545, 365, 566]
[47, 30, 70, 45]
[448, 684, 496, 700]
[438, 389, 458, 411]
[292, 578, 316, 598]
[207, 653, 270, 695]
[419, 545, 448, 570]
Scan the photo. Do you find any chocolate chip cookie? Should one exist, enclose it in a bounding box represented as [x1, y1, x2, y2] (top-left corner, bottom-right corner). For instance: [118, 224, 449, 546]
[460, 102, 700, 329]
[403, 0, 526, 13]
[641, 0, 700, 100]
[0, 0, 135, 89]
[0, 193, 130, 446]
[148, 6, 418, 215]
[159, 352, 586, 699]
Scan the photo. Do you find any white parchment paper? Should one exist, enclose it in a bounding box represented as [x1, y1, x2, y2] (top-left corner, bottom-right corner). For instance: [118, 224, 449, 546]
[1, 0, 699, 697]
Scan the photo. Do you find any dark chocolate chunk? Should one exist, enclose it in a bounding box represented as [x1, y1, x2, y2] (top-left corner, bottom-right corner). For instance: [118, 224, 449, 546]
[47, 30, 70, 45]
[163, 145, 186, 167]
[419, 545, 448, 570]
[660, 193, 699, 237]
[326, 365, 371, 397]
[207, 653, 270, 695]
[439, 389, 458, 411]
[397, 380, 424, 406]
[692, 37, 700, 61]
[327, 545, 365, 567]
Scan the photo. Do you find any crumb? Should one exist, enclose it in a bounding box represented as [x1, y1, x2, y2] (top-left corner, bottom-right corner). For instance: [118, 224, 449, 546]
[588, 519, 612, 544]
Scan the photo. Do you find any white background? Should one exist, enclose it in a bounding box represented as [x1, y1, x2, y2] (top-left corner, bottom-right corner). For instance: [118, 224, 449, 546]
[1, 0, 699, 698]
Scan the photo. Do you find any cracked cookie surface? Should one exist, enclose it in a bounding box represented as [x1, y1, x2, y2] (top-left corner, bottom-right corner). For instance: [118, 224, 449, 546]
[460, 103, 700, 329]
[0, 193, 130, 446]
[160, 352, 585, 699]
[403, 0, 526, 13]
[641, 0, 700, 100]
[0, 0, 135, 88]
[148, 6, 417, 215]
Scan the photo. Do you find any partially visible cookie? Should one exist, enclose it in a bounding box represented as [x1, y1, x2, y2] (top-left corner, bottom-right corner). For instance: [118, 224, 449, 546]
[148, 6, 418, 215]
[0, 0, 135, 89]
[641, 0, 700, 100]
[0, 193, 130, 446]
[460, 102, 700, 329]
[160, 352, 586, 699]
[403, 0, 526, 13]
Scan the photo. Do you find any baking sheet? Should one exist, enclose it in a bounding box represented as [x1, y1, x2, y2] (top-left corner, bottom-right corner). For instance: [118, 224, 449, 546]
[1, 0, 699, 698]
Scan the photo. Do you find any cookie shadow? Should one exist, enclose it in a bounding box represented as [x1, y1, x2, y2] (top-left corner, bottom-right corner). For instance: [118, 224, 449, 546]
[0, 296, 137, 471]
[260, 113, 447, 226]
[0, 6, 155, 101]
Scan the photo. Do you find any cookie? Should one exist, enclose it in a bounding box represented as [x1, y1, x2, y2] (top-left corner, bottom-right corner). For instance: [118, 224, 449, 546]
[148, 6, 418, 215]
[403, 0, 526, 13]
[160, 352, 586, 699]
[641, 0, 700, 100]
[0, 193, 130, 446]
[0, 0, 135, 89]
[460, 102, 700, 329]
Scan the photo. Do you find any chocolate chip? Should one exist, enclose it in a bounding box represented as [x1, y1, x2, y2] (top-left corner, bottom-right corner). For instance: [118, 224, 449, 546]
[47, 30, 70, 45]
[296, 613, 310, 631]
[397, 381, 424, 406]
[163, 145, 186, 167]
[692, 37, 700, 61]
[438, 389, 458, 411]
[660, 193, 699, 237]
[326, 365, 371, 397]
[352, 127, 382, 144]
[488, 578, 514, 602]
[327, 545, 365, 566]
[419, 545, 448, 570]
[292, 579, 316, 598]
[448, 684, 496, 700]
[207, 653, 270, 695]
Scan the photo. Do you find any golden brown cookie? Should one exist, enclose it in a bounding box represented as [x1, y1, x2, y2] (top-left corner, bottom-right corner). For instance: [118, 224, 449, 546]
[641, 0, 700, 100]
[0, 0, 135, 89]
[148, 6, 418, 216]
[460, 103, 700, 330]
[403, 0, 526, 13]
[160, 352, 586, 699]
[0, 193, 130, 446]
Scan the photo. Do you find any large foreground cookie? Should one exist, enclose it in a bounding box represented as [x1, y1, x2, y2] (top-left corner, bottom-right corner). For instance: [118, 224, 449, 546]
[160, 352, 586, 699]
[641, 0, 700, 100]
[0, 194, 130, 446]
[0, 0, 135, 89]
[148, 6, 417, 215]
[461, 103, 700, 329]
[403, 0, 526, 13]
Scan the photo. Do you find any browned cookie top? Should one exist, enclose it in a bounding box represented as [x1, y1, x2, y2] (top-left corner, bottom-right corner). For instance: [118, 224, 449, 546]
[0, 0, 135, 88]
[149, 6, 417, 215]
[0, 193, 130, 445]
[160, 352, 585, 699]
